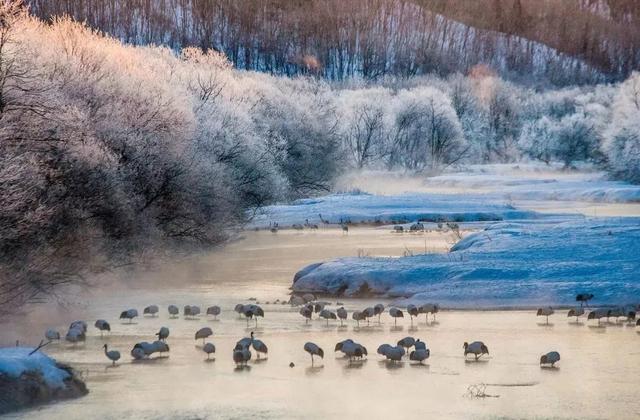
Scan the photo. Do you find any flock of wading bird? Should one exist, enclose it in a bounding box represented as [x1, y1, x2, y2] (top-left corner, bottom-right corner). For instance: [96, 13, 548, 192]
[40, 292, 638, 370]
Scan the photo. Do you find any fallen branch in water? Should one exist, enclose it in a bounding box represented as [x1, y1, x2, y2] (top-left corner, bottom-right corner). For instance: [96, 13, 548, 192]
[28, 340, 51, 356]
[463, 383, 499, 399]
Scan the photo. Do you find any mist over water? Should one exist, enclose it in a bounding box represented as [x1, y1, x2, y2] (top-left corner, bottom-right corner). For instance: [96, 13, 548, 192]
[3, 228, 640, 419]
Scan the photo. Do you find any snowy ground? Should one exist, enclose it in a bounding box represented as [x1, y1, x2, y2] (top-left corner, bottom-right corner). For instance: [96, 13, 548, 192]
[252, 163, 640, 229]
[292, 218, 640, 307]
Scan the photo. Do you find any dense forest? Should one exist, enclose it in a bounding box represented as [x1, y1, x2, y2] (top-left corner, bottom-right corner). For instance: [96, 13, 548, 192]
[1, 0, 639, 308]
[27, 0, 640, 85]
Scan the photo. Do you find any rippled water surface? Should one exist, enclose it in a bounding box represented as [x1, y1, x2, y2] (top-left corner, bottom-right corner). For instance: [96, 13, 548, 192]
[2, 229, 640, 419]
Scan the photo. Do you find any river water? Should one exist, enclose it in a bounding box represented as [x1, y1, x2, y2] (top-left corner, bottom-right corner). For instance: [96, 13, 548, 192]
[3, 228, 640, 419]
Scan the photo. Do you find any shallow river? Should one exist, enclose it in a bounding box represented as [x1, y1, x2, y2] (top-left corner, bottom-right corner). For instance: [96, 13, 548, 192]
[3, 229, 640, 419]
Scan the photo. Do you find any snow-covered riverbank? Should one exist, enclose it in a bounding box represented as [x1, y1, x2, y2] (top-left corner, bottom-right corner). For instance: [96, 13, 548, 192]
[292, 218, 640, 307]
[0, 347, 87, 414]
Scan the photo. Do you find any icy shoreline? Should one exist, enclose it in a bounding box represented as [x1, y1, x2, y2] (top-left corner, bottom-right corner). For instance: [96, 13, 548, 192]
[291, 218, 640, 307]
[251, 192, 541, 228]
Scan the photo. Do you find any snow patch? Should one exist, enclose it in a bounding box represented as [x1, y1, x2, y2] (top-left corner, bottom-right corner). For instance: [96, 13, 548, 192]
[0, 347, 70, 388]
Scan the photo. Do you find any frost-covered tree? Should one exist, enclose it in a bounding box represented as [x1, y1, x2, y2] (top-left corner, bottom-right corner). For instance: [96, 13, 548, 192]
[337, 87, 391, 169]
[388, 87, 467, 171]
[604, 72, 640, 183]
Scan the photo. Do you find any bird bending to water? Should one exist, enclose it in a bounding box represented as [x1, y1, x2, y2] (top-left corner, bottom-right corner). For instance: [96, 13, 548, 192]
[195, 327, 213, 344]
[379, 344, 405, 362]
[397, 337, 415, 354]
[203, 342, 216, 359]
[143, 305, 159, 317]
[409, 348, 430, 364]
[335, 339, 367, 361]
[463, 341, 489, 360]
[206, 306, 221, 319]
[94, 319, 111, 336]
[540, 351, 560, 367]
[233, 346, 251, 366]
[119, 309, 138, 323]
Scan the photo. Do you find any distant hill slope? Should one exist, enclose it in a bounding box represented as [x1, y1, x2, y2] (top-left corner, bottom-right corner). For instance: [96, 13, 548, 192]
[28, 0, 638, 84]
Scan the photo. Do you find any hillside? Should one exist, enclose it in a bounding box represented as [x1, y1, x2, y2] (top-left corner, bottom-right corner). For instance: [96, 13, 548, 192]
[28, 0, 639, 85]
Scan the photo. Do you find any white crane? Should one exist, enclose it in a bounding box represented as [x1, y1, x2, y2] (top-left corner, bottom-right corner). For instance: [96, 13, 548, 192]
[335, 339, 367, 361]
[536, 307, 554, 324]
[409, 348, 430, 364]
[94, 319, 111, 336]
[540, 351, 560, 367]
[143, 305, 159, 317]
[203, 342, 216, 359]
[243, 304, 264, 326]
[103, 344, 120, 365]
[373, 304, 385, 323]
[414, 339, 427, 351]
[184, 305, 201, 318]
[195, 327, 213, 344]
[206, 306, 221, 319]
[352, 310, 366, 327]
[319, 309, 337, 325]
[419, 303, 439, 322]
[304, 342, 324, 365]
[152, 340, 170, 356]
[587, 308, 610, 325]
[233, 346, 251, 366]
[337, 307, 348, 326]
[234, 304, 246, 318]
[131, 346, 146, 360]
[463, 341, 489, 360]
[567, 307, 585, 322]
[406, 304, 419, 324]
[300, 305, 313, 323]
[155, 326, 170, 341]
[65, 321, 87, 343]
[397, 336, 415, 354]
[363, 307, 376, 325]
[235, 332, 254, 350]
[133, 342, 156, 357]
[389, 307, 404, 325]
[119, 309, 138, 323]
[252, 337, 268, 359]
[379, 344, 405, 362]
